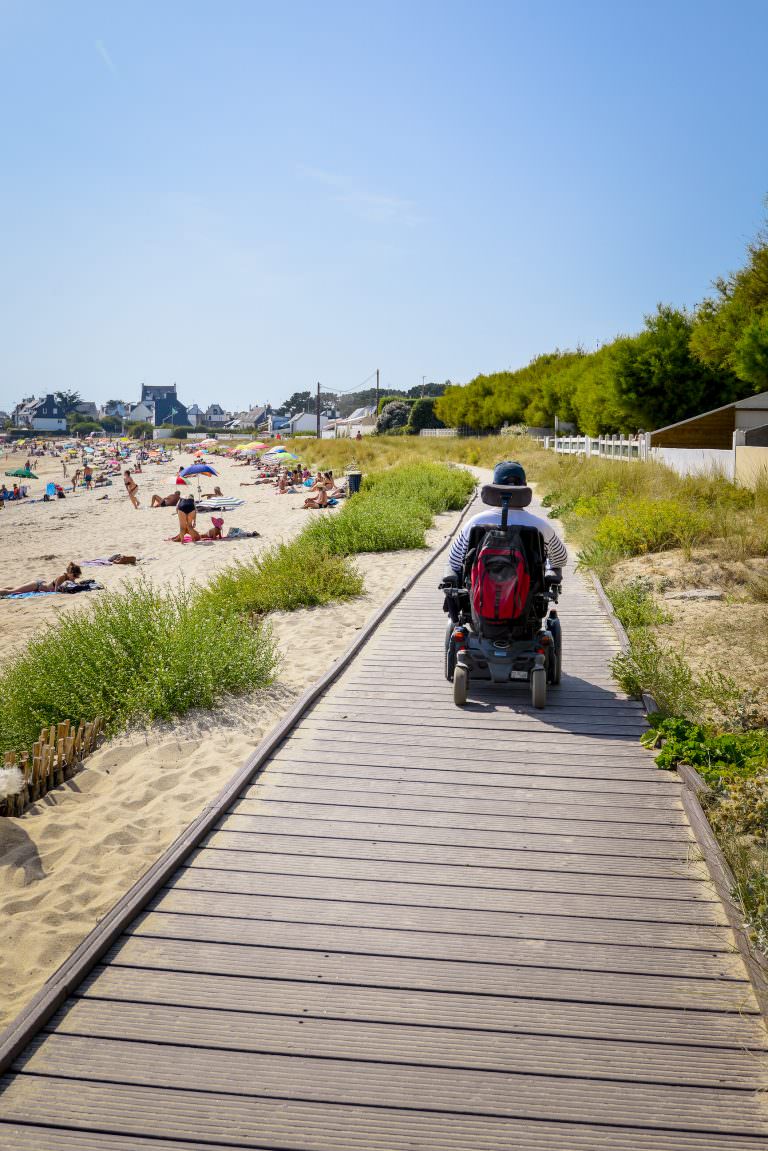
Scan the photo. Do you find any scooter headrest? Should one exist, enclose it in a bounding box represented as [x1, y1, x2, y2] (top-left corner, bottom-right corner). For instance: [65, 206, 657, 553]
[480, 483, 532, 509]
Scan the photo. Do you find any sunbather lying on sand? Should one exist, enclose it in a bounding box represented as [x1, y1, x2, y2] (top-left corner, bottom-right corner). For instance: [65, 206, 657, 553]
[0, 561, 82, 597]
[151, 490, 181, 508]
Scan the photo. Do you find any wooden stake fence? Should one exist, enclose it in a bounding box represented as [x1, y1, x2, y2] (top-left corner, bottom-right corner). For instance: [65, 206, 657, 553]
[0, 718, 103, 817]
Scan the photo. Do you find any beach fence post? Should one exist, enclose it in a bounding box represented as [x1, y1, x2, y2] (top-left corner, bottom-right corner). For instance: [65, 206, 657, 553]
[2, 715, 104, 816]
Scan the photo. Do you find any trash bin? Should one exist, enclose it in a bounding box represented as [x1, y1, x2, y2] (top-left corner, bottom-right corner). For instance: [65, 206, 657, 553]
[347, 470, 362, 495]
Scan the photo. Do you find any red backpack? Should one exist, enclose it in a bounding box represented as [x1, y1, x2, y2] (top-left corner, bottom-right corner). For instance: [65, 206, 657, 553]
[470, 528, 531, 629]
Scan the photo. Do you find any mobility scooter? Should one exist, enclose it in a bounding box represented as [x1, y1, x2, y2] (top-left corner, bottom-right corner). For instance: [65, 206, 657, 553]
[440, 483, 563, 709]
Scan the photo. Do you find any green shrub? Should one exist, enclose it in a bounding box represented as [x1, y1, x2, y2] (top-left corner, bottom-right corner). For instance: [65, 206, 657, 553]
[642, 716, 768, 787]
[593, 498, 713, 558]
[306, 495, 430, 553]
[0, 577, 277, 756]
[608, 577, 671, 630]
[203, 535, 363, 615]
[409, 397, 445, 432]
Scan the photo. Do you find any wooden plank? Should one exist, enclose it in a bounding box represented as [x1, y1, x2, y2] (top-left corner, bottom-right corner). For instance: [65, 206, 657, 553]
[151, 883, 730, 943]
[202, 830, 705, 878]
[49, 999, 768, 1089]
[79, 964, 768, 1048]
[216, 813, 698, 858]
[171, 865, 725, 924]
[272, 743, 671, 775]
[127, 911, 746, 984]
[269, 745, 679, 779]
[224, 801, 694, 841]
[242, 784, 687, 823]
[13, 1036, 768, 1136]
[3, 1081, 767, 1151]
[255, 760, 683, 798]
[187, 847, 717, 900]
[280, 731, 661, 761]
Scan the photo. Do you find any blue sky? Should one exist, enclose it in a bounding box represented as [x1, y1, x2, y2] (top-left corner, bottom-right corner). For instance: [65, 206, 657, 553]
[1, 0, 767, 412]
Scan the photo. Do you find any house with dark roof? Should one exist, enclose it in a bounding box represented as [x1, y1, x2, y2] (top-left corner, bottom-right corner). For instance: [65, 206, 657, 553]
[141, 384, 189, 427]
[12, 394, 68, 432]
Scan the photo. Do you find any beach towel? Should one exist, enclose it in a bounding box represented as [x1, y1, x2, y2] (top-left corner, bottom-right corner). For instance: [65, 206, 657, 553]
[3, 591, 58, 600]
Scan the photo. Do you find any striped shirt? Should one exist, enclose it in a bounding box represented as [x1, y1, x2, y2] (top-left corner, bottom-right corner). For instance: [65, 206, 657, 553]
[448, 508, 568, 575]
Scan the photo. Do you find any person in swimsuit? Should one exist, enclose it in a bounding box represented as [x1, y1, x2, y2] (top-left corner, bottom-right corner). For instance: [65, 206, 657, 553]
[123, 469, 140, 508]
[150, 490, 181, 508]
[173, 491, 200, 541]
[1, 562, 82, 597]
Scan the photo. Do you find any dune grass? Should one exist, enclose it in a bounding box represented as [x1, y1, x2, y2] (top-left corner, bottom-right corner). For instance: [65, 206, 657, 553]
[0, 576, 278, 757]
[202, 535, 365, 616]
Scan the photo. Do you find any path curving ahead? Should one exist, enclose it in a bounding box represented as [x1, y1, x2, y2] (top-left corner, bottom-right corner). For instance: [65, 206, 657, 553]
[1, 501, 767, 1150]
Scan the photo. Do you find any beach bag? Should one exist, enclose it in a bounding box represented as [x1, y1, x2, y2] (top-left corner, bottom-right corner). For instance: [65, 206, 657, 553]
[470, 528, 531, 629]
[59, 579, 103, 594]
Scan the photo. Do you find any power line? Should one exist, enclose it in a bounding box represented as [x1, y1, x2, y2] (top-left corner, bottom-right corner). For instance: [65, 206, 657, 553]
[331, 370, 379, 395]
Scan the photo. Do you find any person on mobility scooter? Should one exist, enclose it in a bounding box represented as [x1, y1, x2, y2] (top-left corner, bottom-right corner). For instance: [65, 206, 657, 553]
[440, 461, 568, 709]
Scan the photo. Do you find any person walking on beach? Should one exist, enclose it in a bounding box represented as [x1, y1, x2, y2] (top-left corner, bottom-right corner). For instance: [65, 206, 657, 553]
[61, 459, 68, 478]
[83, 464, 94, 490]
[123, 469, 140, 508]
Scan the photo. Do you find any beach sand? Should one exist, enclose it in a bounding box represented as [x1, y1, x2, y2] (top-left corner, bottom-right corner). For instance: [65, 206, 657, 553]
[0, 447, 464, 1029]
[0, 449, 312, 660]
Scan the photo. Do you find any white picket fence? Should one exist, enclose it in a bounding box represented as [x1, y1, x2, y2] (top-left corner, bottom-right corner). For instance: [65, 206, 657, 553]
[542, 434, 650, 461]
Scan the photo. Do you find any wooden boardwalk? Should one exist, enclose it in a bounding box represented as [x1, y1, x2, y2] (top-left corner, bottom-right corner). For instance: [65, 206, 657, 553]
[1, 517, 767, 1149]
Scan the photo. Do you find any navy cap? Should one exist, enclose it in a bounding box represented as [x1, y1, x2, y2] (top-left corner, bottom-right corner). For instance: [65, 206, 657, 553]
[493, 460, 527, 486]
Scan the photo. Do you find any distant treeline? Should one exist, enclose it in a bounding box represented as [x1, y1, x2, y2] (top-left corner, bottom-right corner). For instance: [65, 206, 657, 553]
[435, 219, 768, 435]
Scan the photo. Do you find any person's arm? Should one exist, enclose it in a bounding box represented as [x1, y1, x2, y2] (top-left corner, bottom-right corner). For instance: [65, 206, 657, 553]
[541, 523, 568, 570]
[447, 526, 470, 575]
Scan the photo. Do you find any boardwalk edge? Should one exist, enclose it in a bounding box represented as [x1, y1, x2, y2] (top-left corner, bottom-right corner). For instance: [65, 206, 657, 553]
[590, 569, 768, 1025]
[0, 485, 479, 1077]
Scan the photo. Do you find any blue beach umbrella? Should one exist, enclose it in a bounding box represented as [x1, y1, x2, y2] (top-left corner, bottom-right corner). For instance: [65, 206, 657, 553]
[180, 463, 218, 478]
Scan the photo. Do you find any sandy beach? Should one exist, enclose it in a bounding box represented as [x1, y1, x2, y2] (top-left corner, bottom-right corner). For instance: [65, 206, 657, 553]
[0, 445, 465, 1030]
[0, 448, 312, 660]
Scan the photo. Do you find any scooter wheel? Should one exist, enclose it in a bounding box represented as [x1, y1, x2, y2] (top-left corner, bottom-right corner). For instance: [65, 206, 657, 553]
[531, 667, 547, 709]
[453, 666, 468, 707]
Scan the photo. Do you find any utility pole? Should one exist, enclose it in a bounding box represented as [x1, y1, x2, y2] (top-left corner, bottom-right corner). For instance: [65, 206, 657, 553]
[375, 368, 380, 415]
[316, 381, 321, 439]
[421, 375, 426, 397]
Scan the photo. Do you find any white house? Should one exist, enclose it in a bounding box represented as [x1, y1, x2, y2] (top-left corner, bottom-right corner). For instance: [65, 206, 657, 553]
[125, 401, 155, 424]
[205, 403, 232, 427]
[288, 409, 336, 436]
[186, 404, 203, 427]
[322, 405, 377, 438]
[228, 404, 269, 430]
[13, 394, 68, 432]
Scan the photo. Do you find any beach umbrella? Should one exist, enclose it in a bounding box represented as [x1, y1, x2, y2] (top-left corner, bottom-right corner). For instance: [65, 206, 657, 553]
[274, 450, 299, 461]
[180, 463, 218, 478]
[5, 468, 38, 478]
[241, 441, 267, 451]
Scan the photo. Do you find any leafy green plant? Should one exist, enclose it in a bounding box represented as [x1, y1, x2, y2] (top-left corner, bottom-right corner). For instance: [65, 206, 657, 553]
[641, 715, 768, 787]
[611, 633, 700, 716]
[0, 576, 277, 756]
[203, 535, 364, 615]
[607, 577, 671, 630]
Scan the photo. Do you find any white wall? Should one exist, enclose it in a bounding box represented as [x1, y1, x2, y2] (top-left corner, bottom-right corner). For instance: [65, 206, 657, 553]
[31, 417, 66, 431]
[651, 446, 735, 480]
